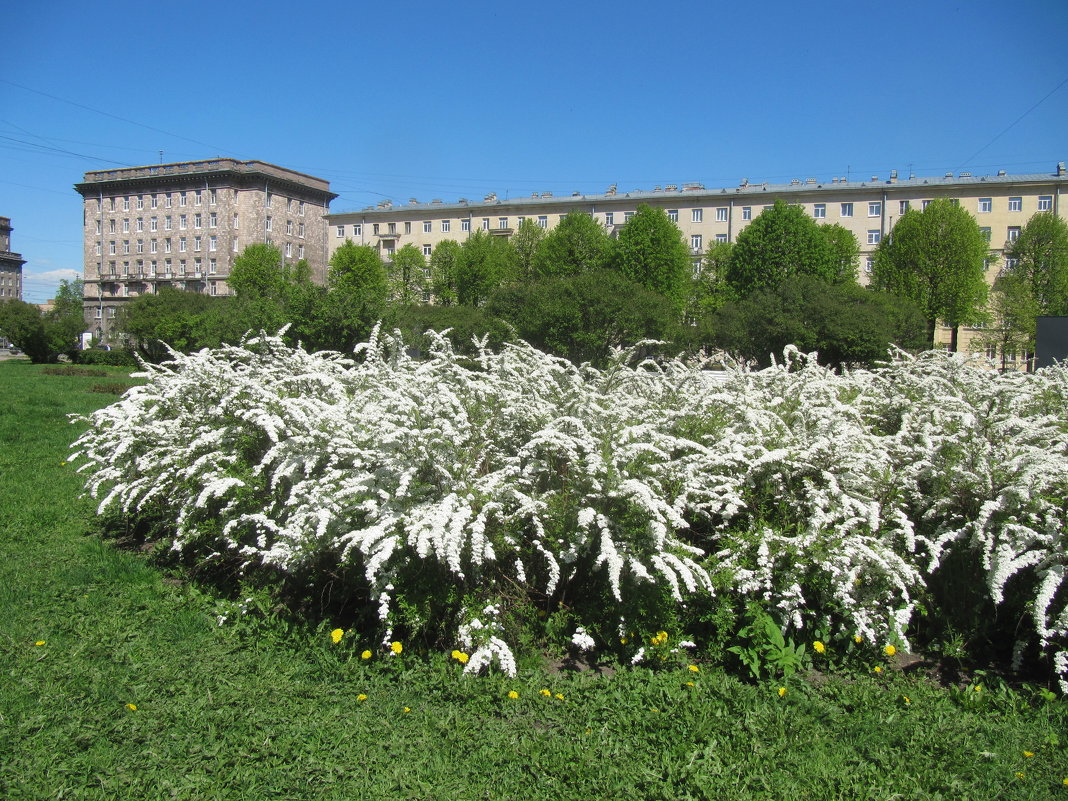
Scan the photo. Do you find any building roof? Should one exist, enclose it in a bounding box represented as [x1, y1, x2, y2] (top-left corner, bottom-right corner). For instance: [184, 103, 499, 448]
[327, 164, 1067, 219]
[75, 158, 337, 200]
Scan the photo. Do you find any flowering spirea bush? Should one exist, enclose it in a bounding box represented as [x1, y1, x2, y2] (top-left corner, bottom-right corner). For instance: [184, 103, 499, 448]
[70, 331, 1068, 686]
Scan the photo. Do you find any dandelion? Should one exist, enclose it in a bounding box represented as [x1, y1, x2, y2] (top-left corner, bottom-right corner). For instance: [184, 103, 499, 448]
[1015, 772, 1025, 780]
[540, 689, 552, 697]
[330, 628, 344, 644]
[778, 687, 787, 697]
[357, 694, 368, 702]
[403, 707, 411, 713]
[125, 703, 137, 711]
[902, 695, 911, 706]
[390, 641, 403, 655]
[1023, 751, 1034, 758]
[884, 645, 897, 657]
[1062, 778, 1068, 786]
[813, 641, 826, 654]
[854, 635, 863, 644]
[973, 685, 983, 693]
[619, 637, 627, 645]
[34, 641, 45, 647]
[873, 666, 883, 674]
[361, 649, 372, 660]
[554, 693, 564, 700]
[507, 690, 519, 699]
[688, 664, 699, 673]
[685, 681, 695, 687]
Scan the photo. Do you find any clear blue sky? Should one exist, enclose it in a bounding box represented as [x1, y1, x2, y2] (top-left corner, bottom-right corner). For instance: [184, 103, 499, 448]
[2, 0, 1066, 302]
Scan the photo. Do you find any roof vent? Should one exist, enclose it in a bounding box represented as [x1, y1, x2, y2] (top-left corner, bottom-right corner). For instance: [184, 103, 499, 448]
[831, 177, 838, 184]
[606, 184, 618, 195]
[408, 198, 419, 205]
[959, 172, 972, 178]
[945, 172, 953, 178]
[1057, 161, 1065, 177]
[682, 182, 704, 191]
[997, 170, 1006, 177]
[871, 176, 878, 182]
[805, 177, 817, 184]
[654, 185, 662, 191]
[739, 178, 749, 187]
[541, 192, 553, 198]
[484, 192, 497, 202]
[790, 179, 801, 185]
[458, 198, 468, 204]
[665, 184, 677, 191]
[571, 191, 581, 197]
[431, 199, 443, 204]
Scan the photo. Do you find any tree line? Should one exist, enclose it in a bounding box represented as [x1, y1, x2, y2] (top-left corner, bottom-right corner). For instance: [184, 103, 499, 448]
[3, 198, 1064, 367]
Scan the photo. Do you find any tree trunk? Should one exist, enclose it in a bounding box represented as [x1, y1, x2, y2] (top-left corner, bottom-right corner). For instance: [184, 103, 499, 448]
[949, 325, 959, 353]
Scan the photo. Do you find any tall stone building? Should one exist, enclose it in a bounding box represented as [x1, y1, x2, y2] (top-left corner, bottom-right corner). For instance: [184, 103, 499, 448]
[0, 216, 25, 302]
[75, 159, 336, 342]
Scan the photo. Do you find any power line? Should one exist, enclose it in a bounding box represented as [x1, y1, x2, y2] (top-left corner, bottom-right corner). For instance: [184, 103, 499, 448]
[958, 75, 1068, 170]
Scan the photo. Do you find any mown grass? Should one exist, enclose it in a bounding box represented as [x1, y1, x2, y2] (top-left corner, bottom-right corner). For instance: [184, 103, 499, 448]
[0, 360, 1065, 800]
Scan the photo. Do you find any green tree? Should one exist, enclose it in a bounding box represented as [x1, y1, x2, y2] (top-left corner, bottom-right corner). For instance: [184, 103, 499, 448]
[429, 240, 462, 306]
[686, 240, 733, 321]
[975, 271, 1039, 371]
[994, 211, 1068, 363]
[0, 280, 85, 363]
[709, 275, 928, 369]
[382, 303, 515, 358]
[511, 218, 546, 282]
[487, 269, 677, 366]
[532, 212, 611, 278]
[329, 241, 389, 307]
[724, 199, 837, 298]
[871, 198, 990, 350]
[613, 205, 692, 315]
[821, 223, 860, 284]
[115, 287, 219, 362]
[223, 245, 314, 337]
[388, 244, 428, 304]
[456, 230, 514, 307]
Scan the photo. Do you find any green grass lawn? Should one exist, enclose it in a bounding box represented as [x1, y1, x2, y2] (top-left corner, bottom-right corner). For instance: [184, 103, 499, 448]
[1, 360, 1065, 800]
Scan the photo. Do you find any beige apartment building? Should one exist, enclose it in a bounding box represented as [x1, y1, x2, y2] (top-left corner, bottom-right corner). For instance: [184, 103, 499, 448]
[75, 159, 336, 342]
[325, 162, 1068, 354]
[0, 216, 25, 302]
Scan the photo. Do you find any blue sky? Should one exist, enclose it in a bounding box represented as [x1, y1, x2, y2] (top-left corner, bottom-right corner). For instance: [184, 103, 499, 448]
[2, 0, 1066, 302]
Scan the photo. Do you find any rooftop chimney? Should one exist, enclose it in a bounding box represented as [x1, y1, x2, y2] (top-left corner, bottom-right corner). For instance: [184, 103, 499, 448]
[1058, 162, 1066, 177]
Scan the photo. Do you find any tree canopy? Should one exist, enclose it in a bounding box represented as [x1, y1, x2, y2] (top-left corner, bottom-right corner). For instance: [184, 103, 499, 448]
[612, 204, 692, 314]
[0, 279, 85, 363]
[328, 241, 388, 307]
[388, 244, 428, 305]
[871, 198, 989, 348]
[455, 230, 514, 307]
[723, 199, 838, 297]
[532, 212, 611, 278]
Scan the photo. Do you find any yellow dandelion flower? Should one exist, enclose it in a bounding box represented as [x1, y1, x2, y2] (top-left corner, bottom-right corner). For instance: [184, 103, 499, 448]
[330, 628, 344, 644]
[554, 693, 564, 700]
[902, 695, 911, 705]
[125, 703, 137, 711]
[854, 635, 863, 644]
[540, 689, 551, 697]
[34, 640, 45, 646]
[361, 649, 372, 660]
[973, 685, 982, 692]
[777, 687, 787, 697]
[507, 690, 519, 699]
[357, 693, 368, 702]
[688, 664, 699, 673]
[813, 641, 825, 654]
[1023, 751, 1034, 758]
[403, 707, 411, 713]
[873, 665, 883, 674]
[451, 650, 469, 664]
[585, 728, 592, 735]
[1015, 772, 1025, 780]
[685, 681, 695, 687]
[390, 642, 403, 655]
[1062, 777, 1068, 786]
[619, 637, 627, 645]
[884, 644, 897, 657]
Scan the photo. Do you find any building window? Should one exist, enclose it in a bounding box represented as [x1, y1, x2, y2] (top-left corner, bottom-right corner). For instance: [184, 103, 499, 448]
[667, 210, 678, 222]
[179, 237, 187, 253]
[624, 211, 634, 222]
[741, 206, 752, 221]
[537, 216, 548, 229]
[691, 234, 703, 251]
[209, 190, 217, 205]
[265, 217, 272, 232]
[438, 220, 449, 233]
[123, 197, 130, 211]
[194, 214, 202, 229]
[136, 240, 144, 254]
[460, 219, 469, 232]
[1007, 226, 1021, 242]
[210, 213, 218, 228]
[1038, 195, 1053, 211]
[899, 200, 910, 214]
[179, 215, 187, 230]
[388, 222, 397, 234]
[868, 201, 882, 217]
[423, 221, 432, 233]
[123, 240, 130, 254]
[298, 201, 305, 216]
[179, 192, 186, 207]
[194, 236, 202, 251]
[978, 197, 992, 213]
[94, 242, 101, 256]
[122, 219, 130, 233]
[713, 207, 727, 223]
[109, 219, 116, 233]
[372, 223, 380, 235]
[404, 221, 412, 234]
[164, 194, 172, 209]
[605, 212, 615, 226]
[209, 236, 217, 251]
[164, 239, 171, 254]
[298, 223, 305, 238]
[164, 216, 172, 231]
[813, 204, 826, 219]
[481, 218, 490, 231]
[149, 240, 157, 254]
[922, 199, 932, 209]
[150, 194, 158, 209]
[1008, 197, 1022, 212]
[422, 244, 432, 256]
[352, 224, 362, 236]
[194, 190, 202, 206]
[265, 193, 272, 209]
[285, 242, 292, 257]
[136, 195, 144, 210]
[210, 282, 217, 296]
[692, 209, 703, 223]
[286, 220, 293, 235]
[865, 257, 874, 274]
[297, 244, 304, 258]
[149, 217, 158, 232]
[498, 217, 508, 229]
[715, 233, 728, 243]
[980, 227, 991, 241]
[867, 230, 881, 244]
[840, 203, 853, 217]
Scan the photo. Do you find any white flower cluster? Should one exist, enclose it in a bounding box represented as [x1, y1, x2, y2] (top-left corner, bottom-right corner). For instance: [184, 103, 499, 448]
[457, 605, 516, 676]
[69, 333, 1068, 684]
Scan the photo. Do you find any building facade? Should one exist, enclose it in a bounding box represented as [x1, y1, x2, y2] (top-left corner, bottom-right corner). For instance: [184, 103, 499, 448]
[75, 159, 336, 342]
[0, 216, 25, 303]
[325, 162, 1068, 354]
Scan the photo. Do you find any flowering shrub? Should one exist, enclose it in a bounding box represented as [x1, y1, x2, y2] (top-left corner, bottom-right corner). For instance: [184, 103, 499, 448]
[70, 331, 1068, 687]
